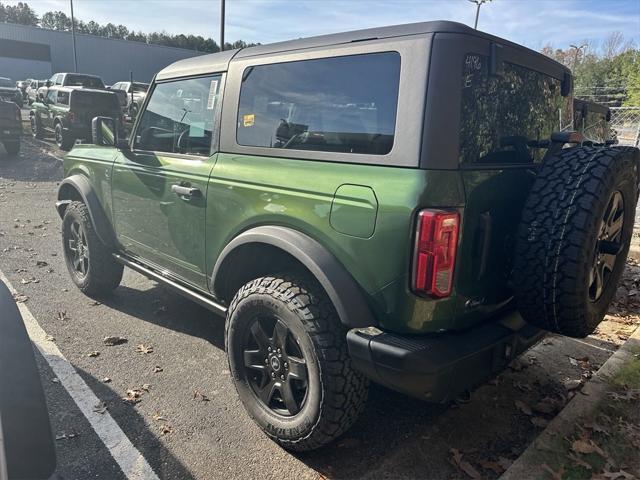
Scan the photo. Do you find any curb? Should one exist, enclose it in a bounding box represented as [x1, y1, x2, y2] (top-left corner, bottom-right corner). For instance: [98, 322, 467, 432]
[499, 324, 640, 480]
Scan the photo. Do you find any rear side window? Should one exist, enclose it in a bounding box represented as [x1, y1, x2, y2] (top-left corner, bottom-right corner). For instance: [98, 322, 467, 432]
[71, 91, 119, 111]
[237, 52, 401, 155]
[134, 75, 221, 156]
[57, 91, 69, 105]
[459, 54, 571, 164]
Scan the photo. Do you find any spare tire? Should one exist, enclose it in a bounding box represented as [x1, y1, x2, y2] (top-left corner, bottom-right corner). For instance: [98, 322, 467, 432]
[514, 146, 639, 338]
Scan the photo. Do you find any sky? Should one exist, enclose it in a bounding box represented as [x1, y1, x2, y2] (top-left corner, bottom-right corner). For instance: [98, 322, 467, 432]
[5, 0, 640, 51]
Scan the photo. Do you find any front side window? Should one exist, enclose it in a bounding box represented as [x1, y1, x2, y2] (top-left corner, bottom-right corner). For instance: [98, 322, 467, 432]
[237, 52, 401, 155]
[459, 54, 571, 164]
[134, 75, 220, 156]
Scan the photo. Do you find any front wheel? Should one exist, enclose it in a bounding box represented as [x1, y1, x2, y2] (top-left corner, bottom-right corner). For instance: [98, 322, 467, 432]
[62, 201, 123, 297]
[226, 275, 369, 451]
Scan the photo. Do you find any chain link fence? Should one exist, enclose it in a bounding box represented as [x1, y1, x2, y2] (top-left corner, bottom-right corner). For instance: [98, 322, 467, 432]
[609, 106, 640, 147]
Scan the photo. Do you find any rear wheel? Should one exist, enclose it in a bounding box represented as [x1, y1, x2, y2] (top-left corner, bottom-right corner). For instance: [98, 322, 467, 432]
[62, 201, 123, 296]
[226, 275, 368, 451]
[55, 123, 74, 150]
[514, 146, 639, 337]
[3, 140, 20, 156]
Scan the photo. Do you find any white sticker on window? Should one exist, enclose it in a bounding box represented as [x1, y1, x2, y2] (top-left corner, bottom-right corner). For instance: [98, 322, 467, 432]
[207, 80, 219, 110]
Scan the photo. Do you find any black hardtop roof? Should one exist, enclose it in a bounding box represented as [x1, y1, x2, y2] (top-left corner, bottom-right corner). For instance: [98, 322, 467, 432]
[157, 20, 567, 80]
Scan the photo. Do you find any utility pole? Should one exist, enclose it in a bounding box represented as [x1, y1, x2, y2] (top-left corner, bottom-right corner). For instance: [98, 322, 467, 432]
[467, 0, 492, 30]
[220, 0, 225, 51]
[70, 0, 78, 72]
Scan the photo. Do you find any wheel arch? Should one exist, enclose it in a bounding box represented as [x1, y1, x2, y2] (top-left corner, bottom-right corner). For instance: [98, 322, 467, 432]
[56, 174, 115, 248]
[211, 226, 377, 329]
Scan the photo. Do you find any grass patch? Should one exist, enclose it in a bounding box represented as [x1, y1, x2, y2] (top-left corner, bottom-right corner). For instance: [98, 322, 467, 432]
[611, 347, 640, 388]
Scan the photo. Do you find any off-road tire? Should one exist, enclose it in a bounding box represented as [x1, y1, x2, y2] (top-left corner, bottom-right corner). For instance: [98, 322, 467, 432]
[3, 140, 20, 156]
[514, 146, 639, 337]
[55, 123, 74, 150]
[226, 275, 369, 451]
[62, 201, 123, 296]
[31, 115, 44, 139]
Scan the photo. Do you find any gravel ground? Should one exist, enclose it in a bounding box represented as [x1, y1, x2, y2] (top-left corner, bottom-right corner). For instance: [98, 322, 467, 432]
[1, 132, 639, 480]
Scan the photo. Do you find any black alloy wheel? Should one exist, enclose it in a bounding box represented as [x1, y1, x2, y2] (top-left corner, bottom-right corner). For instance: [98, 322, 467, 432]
[589, 190, 625, 302]
[243, 315, 308, 416]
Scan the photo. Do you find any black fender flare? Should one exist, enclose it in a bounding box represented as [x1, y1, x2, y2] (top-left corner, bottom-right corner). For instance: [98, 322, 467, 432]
[212, 226, 377, 328]
[56, 174, 116, 247]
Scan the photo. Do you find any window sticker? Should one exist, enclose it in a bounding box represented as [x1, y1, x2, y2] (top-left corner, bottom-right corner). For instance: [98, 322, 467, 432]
[243, 114, 255, 127]
[207, 80, 219, 110]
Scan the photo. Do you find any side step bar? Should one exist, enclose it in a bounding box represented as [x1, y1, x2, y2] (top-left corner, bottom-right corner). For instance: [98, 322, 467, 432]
[113, 253, 227, 317]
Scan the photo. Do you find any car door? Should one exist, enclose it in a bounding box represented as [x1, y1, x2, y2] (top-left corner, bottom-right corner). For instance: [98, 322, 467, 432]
[111, 74, 222, 288]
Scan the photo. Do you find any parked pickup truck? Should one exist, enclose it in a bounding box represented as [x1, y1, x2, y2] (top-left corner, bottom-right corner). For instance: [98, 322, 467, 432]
[0, 98, 22, 156]
[56, 21, 639, 451]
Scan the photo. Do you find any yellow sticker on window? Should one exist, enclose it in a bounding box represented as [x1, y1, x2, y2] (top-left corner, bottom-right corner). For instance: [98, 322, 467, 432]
[243, 114, 255, 127]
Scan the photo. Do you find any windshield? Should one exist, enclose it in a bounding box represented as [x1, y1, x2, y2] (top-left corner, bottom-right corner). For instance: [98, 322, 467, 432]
[71, 90, 119, 111]
[65, 75, 105, 89]
[0, 78, 14, 88]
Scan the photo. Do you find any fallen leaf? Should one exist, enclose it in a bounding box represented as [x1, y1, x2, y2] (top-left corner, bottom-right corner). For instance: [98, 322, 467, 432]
[136, 344, 153, 354]
[123, 388, 143, 405]
[45, 334, 55, 342]
[56, 311, 69, 321]
[515, 400, 533, 416]
[89, 301, 101, 306]
[477, 459, 505, 475]
[160, 424, 173, 435]
[103, 336, 127, 346]
[13, 293, 28, 303]
[531, 416, 550, 428]
[572, 439, 605, 456]
[153, 365, 163, 373]
[152, 412, 166, 421]
[449, 448, 482, 480]
[193, 390, 210, 402]
[51, 378, 59, 383]
[141, 384, 151, 392]
[569, 357, 579, 366]
[93, 402, 107, 414]
[87, 351, 100, 358]
[35, 260, 48, 267]
[563, 379, 584, 391]
[102, 377, 111, 383]
[533, 397, 559, 415]
[541, 463, 564, 480]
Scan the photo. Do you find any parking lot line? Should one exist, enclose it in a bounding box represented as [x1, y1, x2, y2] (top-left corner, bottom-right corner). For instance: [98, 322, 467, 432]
[0, 269, 160, 480]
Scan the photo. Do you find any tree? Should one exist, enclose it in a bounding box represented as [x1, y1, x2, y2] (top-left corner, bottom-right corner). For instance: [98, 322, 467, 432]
[41, 10, 71, 31]
[2, 1, 38, 26]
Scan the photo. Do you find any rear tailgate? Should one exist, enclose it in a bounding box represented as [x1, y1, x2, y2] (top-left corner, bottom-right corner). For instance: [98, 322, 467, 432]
[70, 90, 121, 126]
[453, 52, 572, 325]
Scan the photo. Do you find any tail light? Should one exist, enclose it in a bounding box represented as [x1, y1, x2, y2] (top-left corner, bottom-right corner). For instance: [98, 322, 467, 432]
[411, 209, 460, 298]
[69, 111, 76, 123]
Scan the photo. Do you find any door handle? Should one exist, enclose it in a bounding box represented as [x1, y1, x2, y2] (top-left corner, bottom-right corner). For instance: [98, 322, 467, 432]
[171, 184, 202, 198]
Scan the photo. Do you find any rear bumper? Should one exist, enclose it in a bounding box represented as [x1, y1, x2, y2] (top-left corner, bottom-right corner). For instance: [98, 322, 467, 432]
[0, 124, 22, 139]
[347, 310, 544, 402]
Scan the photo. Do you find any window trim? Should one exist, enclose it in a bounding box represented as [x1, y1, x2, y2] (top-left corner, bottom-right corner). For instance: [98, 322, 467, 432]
[129, 72, 226, 159]
[220, 35, 431, 168]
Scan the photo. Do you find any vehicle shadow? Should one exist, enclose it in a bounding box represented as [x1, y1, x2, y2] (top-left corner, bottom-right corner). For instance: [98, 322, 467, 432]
[0, 136, 63, 183]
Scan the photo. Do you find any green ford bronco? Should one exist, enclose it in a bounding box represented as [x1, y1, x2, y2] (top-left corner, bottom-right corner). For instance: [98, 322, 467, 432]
[30, 86, 122, 150]
[56, 21, 639, 451]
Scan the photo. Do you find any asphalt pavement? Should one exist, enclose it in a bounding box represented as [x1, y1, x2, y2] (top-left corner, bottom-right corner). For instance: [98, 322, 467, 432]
[1, 132, 639, 480]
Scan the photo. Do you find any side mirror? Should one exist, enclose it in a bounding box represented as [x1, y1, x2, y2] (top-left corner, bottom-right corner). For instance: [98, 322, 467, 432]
[92, 116, 117, 146]
[92, 116, 130, 150]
